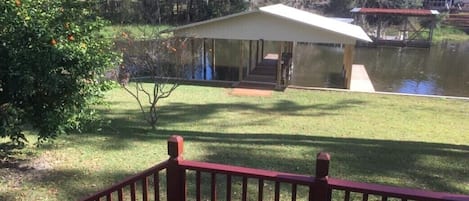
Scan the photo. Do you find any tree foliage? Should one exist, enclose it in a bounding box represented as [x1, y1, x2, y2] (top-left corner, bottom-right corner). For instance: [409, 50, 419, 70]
[98, 0, 249, 25]
[0, 0, 119, 144]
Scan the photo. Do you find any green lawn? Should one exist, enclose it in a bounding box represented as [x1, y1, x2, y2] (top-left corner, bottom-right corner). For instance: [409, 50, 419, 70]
[1, 84, 469, 200]
[100, 25, 172, 40]
[433, 25, 469, 42]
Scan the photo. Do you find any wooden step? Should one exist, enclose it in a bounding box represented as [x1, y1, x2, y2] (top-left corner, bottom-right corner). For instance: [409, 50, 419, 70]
[237, 81, 276, 88]
[244, 75, 276, 83]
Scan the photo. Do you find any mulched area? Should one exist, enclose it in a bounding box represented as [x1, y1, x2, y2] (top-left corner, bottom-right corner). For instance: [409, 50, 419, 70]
[229, 87, 273, 97]
[229, 82, 277, 97]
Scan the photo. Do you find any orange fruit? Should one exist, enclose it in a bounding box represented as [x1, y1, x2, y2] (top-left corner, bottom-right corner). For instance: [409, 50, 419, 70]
[67, 34, 74, 41]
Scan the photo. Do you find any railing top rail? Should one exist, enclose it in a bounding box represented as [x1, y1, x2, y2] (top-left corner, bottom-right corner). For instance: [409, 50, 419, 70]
[78, 160, 169, 201]
[329, 178, 469, 201]
[179, 160, 314, 185]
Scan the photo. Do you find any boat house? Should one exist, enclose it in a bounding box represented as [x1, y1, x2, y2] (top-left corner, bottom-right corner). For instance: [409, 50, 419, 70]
[169, 4, 372, 90]
[351, 8, 439, 48]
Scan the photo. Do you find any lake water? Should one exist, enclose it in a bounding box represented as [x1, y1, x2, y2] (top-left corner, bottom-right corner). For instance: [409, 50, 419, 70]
[291, 41, 469, 97]
[117, 40, 469, 97]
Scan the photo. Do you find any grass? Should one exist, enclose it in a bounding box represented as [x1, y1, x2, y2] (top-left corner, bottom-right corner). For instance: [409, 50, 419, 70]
[433, 25, 469, 42]
[1, 84, 469, 200]
[100, 24, 173, 40]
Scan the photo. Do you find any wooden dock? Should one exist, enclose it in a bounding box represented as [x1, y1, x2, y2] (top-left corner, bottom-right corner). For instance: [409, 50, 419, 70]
[244, 53, 278, 83]
[349, 64, 375, 92]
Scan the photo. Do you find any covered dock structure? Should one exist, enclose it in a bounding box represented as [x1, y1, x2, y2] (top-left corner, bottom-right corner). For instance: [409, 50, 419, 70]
[351, 8, 439, 48]
[171, 4, 372, 90]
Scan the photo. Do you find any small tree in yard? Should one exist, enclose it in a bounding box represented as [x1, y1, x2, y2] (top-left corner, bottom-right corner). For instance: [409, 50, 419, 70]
[118, 30, 186, 129]
[0, 0, 119, 144]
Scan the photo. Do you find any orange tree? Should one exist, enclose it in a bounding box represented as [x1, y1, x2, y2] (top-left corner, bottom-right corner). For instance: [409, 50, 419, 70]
[0, 0, 119, 144]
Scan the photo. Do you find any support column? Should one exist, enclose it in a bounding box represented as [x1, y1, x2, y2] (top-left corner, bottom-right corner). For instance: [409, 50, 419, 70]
[203, 38, 206, 80]
[343, 44, 354, 89]
[290, 41, 297, 85]
[276, 42, 284, 87]
[403, 18, 408, 42]
[261, 39, 264, 60]
[239, 40, 244, 82]
[429, 18, 436, 42]
[211, 39, 216, 77]
[248, 40, 252, 75]
[190, 38, 195, 79]
[256, 40, 259, 64]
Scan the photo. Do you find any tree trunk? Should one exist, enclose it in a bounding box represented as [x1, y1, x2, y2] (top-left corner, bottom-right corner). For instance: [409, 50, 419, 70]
[187, 0, 193, 23]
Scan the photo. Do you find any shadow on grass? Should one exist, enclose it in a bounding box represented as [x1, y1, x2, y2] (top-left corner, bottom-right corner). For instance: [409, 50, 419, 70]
[35, 129, 469, 199]
[0, 168, 167, 201]
[88, 99, 367, 151]
[15, 98, 468, 199]
[99, 98, 367, 132]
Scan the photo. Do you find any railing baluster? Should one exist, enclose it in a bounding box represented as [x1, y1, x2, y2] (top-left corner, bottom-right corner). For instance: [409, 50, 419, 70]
[118, 188, 124, 201]
[106, 193, 112, 201]
[258, 179, 264, 201]
[344, 190, 350, 201]
[362, 193, 369, 201]
[382, 196, 388, 201]
[226, 175, 232, 201]
[142, 177, 148, 201]
[154, 173, 159, 201]
[242, 177, 248, 201]
[211, 173, 217, 201]
[274, 181, 280, 201]
[130, 182, 136, 201]
[196, 171, 201, 201]
[291, 184, 297, 201]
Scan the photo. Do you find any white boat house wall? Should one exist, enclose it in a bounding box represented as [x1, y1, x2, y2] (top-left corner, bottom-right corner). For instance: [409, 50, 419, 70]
[169, 4, 372, 89]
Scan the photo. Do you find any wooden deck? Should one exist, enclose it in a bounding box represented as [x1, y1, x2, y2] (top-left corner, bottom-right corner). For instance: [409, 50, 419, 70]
[350, 64, 375, 92]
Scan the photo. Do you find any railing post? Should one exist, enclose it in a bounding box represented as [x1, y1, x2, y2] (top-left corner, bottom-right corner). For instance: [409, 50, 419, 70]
[167, 135, 186, 201]
[310, 152, 331, 201]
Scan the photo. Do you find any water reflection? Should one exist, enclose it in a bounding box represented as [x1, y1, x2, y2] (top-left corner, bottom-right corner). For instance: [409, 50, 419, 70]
[354, 41, 469, 97]
[290, 43, 344, 88]
[291, 41, 469, 97]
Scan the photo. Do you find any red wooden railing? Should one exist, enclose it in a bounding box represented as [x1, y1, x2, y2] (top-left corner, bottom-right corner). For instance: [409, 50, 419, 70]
[79, 161, 168, 201]
[80, 135, 469, 201]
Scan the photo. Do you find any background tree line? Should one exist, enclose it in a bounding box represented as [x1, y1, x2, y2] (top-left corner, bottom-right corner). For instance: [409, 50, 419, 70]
[97, 0, 425, 25]
[98, 0, 249, 25]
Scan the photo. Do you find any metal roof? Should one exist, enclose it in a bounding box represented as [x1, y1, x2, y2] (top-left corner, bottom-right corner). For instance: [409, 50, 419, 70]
[172, 4, 372, 44]
[350, 8, 440, 16]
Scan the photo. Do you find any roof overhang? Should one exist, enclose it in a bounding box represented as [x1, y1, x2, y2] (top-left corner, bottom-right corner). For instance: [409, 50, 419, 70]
[171, 4, 372, 44]
[350, 7, 440, 17]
